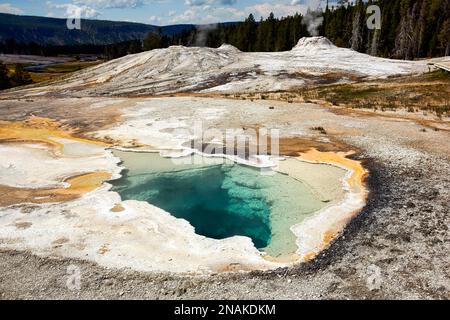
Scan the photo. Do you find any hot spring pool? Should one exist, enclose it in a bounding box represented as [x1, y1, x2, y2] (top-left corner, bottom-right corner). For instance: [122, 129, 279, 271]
[110, 150, 345, 258]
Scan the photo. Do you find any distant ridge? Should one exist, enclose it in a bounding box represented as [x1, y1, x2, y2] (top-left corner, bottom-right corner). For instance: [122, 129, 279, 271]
[0, 13, 196, 45]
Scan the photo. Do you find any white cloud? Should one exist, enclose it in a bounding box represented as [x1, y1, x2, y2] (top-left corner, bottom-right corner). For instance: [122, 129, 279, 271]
[0, 3, 24, 15]
[244, 2, 309, 19]
[72, 0, 144, 9]
[170, 8, 196, 23]
[185, 0, 237, 7]
[171, 0, 321, 24]
[149, 15, 162, 24]
[44, 0, 145, 20]
[291, 0, 324, 9]
[170, 5, 244, 24]
[48, 3, 100, 19]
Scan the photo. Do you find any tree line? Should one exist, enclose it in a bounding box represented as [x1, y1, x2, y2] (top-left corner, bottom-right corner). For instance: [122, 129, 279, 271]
[323, 0, 449, 59]
[139, 0, 450, 59]
[0, 63, 32, 90]
[132, 14, 312, 53]
[0, 33, 191, 60]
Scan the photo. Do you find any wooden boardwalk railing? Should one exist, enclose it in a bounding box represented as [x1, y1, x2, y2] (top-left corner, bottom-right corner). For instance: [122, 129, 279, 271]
[433, 62, 450, 72]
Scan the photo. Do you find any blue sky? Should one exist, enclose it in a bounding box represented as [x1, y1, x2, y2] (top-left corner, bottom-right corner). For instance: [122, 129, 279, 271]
[0, 0, 332, 25]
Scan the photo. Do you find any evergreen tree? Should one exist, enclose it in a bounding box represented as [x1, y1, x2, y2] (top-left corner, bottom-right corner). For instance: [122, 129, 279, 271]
[350, 0, 365, 51]
[128, 40, 143, 54]
[0, 62, 11, 90]
[143, 32, 163, 51]
[438, 19, 450, 56]
[11, 64, 32, 87]
[415, 0, 429, 57]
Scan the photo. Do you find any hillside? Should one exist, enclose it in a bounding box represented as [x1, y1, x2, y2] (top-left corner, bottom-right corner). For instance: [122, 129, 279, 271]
[10, 36, 446, 98]
[0, 13, 194, 45]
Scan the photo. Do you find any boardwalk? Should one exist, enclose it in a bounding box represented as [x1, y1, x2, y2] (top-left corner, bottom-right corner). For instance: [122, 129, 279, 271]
[433, 62, 450, 72]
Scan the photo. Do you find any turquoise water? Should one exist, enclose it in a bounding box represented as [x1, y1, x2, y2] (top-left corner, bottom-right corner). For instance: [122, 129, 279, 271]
[110, 151, 328, 257]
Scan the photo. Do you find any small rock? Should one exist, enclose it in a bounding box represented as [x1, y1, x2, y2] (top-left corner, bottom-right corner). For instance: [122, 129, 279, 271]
[175, 288, 186, 297]
[406, 201, 415, 208]
[103, 279, 113, 286]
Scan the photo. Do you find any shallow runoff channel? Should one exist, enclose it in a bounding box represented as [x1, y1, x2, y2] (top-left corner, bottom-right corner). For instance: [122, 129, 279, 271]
[110, 150, 347, 260]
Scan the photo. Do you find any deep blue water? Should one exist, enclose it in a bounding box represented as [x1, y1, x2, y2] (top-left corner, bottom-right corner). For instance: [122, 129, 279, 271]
[111, 164, 272, 249]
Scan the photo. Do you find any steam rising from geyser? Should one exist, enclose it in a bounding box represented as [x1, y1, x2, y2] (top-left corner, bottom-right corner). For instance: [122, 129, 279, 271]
[192, 0, 325, 46]
[292, 0, 324, 36]
[195, 24, 218, 47]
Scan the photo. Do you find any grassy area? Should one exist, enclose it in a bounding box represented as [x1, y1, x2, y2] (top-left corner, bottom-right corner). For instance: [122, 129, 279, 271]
[43, 61, 101, 73]
[226, 71, 450, 117]
[6, 60, 103, 85]
[296, 71, 450, 116]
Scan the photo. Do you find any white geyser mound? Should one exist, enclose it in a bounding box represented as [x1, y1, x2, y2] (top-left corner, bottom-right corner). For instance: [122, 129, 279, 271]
[292, 36, 337, 52]
[11, 36, 432, 97]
